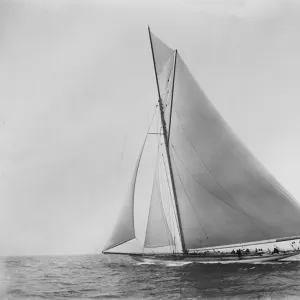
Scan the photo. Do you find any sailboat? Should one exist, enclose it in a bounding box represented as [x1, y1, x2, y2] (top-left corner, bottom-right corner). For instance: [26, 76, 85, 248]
[102, 27, 300, 263]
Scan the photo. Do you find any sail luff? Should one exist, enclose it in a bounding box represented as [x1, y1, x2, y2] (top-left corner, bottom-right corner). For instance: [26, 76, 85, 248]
[148, 27, 186, 252]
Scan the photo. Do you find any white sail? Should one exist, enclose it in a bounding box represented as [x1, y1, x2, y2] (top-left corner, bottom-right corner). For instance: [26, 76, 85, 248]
[149, 30, 300, 250]
[102, 138, 146, 252]
[144, 152, 174, 248]
[149, 30, 174, 98]
[168, 54, 300, 249]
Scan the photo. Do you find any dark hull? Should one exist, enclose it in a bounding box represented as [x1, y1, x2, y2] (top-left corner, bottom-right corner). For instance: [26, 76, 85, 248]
[130, 251, 300, 264]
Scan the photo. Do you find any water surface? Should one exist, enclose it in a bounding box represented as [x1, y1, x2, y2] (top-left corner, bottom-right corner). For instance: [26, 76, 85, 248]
[1, 254, 300, 299]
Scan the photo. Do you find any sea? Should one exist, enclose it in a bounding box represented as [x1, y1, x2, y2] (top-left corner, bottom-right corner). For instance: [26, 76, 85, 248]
[1, 254, 300, 300]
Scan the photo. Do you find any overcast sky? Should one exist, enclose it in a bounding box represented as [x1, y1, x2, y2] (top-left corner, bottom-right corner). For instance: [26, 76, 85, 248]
[1, 0, 300, 256]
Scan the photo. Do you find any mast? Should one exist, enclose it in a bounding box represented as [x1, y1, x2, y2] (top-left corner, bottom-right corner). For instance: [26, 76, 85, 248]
[148, 26, 187, 253]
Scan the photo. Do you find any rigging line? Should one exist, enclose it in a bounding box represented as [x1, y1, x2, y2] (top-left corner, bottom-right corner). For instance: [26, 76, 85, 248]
[167, 50, 177, 146]
[165, 57, 177, 107]
[171, 109, 270, 239]
[207, 108, 297, 205]
[161, 75, 171, 103]
[163, 167, 178, 251]
[175, 102, 299, 210]
[114, 103, 159, 254]
[165, 71, 174, 106]
[158, 156, 169, 232]
[121, 103, 158, 166]
[148, 37, 185, 251]
[156, 122, 163, 146]
[154, 104, 163, 148]
[170, 151, 209, 241]
[161, 152, 181, 241]
[140, 104, 161, 250]
[163, 74, 173, 108]
[173, 110, 272, 233]
[159, 153, 177, 250]
[160, 172, 176, 254]
[160, 151, 177, 253]
[160, 57, 174, 107]
[158, 68, 174, 114]
[161, 151, 175, 210]
[158, 162, 171, 253]
[143, 142, 161, 252]
[172, 107, 239, 206]
[146, 104, 159, 135]
[170, 144, 268, 225]
[157, 153, 175, 248]
[161, 156, 178, 254]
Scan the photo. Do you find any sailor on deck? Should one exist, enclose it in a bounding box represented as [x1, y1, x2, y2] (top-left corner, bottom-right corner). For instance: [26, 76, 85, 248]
[236, 249, 242, 259]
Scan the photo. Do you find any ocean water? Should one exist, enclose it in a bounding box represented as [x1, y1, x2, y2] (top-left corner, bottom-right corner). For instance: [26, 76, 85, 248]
[1, 254, 300, 299]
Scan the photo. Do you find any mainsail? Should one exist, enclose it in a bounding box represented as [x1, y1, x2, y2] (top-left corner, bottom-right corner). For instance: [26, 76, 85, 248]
[149, 30, 300, 250]
[103, 28, 300, 254]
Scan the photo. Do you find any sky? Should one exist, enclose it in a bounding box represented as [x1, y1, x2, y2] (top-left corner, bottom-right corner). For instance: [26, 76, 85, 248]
[1, 0, 300, 256]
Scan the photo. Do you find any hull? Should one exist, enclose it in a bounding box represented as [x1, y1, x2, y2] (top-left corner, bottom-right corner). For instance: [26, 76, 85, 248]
[131, 251, 300, 264]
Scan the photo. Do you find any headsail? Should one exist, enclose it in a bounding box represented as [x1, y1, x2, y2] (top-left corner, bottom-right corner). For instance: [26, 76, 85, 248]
[150, 31, 300, 250]
[144, 151, 175, 249]
[102, 138, 147, 252]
